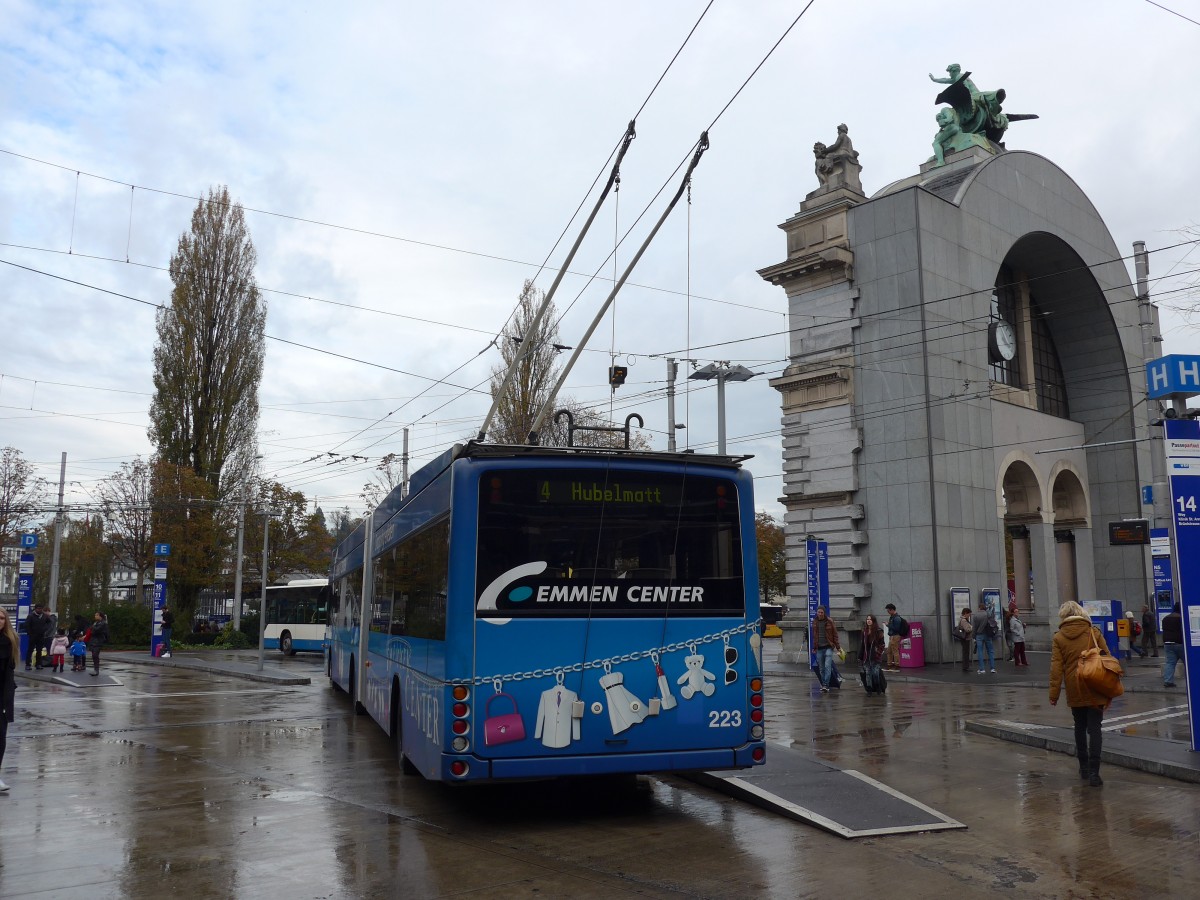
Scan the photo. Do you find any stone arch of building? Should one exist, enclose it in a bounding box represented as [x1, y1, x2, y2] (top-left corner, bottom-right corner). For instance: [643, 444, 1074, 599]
[1048, 463, 1090, 528]
[996, 454, 1045, 523]
[997, 454, 1046, 614]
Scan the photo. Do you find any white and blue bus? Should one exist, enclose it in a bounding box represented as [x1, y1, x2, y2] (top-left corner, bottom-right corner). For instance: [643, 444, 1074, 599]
[263, 578, 330, 655]
[327, 441, 766, 782]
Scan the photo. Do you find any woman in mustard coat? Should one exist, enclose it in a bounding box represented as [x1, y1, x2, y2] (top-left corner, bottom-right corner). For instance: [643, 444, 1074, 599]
[1049, 600, 1116, 786]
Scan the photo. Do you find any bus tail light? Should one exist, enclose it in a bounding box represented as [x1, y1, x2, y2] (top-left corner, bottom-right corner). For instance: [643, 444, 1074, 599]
[452, 702, 469, 718]
[452, 685, 470, 702]
[752, 746, 765, 762]
[450, 760, 470, 778]
[451, 736, 469, 753]
[452, 719, 469, 736]
[749, 675, 764, 748]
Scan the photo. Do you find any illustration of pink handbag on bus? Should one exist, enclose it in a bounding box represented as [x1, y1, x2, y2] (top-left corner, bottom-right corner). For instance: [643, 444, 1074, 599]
[484, 691, 527, 746]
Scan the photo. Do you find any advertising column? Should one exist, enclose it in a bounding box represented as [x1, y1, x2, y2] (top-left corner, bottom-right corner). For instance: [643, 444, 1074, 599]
[16, 533, 37, 661]
[805, 538, 830, 671]
[1164, 418, 1200, 752]
[151, 543, 170, 657]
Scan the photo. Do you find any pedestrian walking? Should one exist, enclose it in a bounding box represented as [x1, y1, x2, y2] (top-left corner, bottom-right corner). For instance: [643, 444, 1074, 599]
[22, 604, 48, 670]
[40, 611, 56, 665]
[69, 636, 87, 672]
[972, 600, 996, 673]
[1049, 600, 1115, 786]
[953, 607, 973, 671]
[811, 607, 842, 693]
[1009, 608, 1028, 666]
[1004, 596, 1018, 661]
[1122, 612, 1145, 660]
[1161, 602, 1184, 688]
[87, 612, 109, 677]
[161, 606, 175, 657]
[858, 614, 887, 693]
[0, 608, 18, 791]
[884, 603, 906, 672]
[1140, 604, 1158, 658]
[49, 629, 69, 674]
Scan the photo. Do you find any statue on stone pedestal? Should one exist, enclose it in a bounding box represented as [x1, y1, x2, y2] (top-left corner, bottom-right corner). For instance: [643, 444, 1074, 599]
[810, 123, 863, 196]
[928, 64, 1037, 166]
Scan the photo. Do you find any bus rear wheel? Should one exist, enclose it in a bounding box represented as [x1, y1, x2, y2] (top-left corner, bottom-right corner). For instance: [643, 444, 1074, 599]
[350, 656, 366, 714]
[280, 631, 296, 656]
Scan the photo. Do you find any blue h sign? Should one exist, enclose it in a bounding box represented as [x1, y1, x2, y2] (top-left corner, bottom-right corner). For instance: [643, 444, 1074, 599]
[1146, 354, 1200, 399]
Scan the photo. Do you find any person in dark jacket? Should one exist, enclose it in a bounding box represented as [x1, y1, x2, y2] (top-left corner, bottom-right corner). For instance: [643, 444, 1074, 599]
[23, 604, 48, 670]
[859, 615, 886, 692]
[87, 611, 110, 677]
[971, 601, 996, 674]
[884, 603, 904, 671]
[1161, 603, 1183, 688]
[1049, 600, 1118, 786]
[1, 607, 19, 791]
[953, 607, 974, 672]
[810, 607, 842, 693]
[161, 606, 175, 656]
[1141, 604, 1158, 657]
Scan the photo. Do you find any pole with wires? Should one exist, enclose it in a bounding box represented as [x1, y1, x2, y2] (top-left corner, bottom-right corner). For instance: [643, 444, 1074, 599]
[477, 121, 637, 442]
[528, 133, 710, 443]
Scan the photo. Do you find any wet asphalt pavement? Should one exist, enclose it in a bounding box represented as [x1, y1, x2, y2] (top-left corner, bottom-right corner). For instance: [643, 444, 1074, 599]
[1, 646, 1197, 899]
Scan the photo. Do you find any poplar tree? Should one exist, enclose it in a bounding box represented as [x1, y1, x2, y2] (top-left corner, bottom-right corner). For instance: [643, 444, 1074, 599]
[149, 185, 266, 497]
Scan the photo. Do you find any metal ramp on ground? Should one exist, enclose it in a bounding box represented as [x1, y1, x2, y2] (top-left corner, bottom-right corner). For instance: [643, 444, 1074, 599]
[688, 743, 965, 839]
[17, 668, 122, 689]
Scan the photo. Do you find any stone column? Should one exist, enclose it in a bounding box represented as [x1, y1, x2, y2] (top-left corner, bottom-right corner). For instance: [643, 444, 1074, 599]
[760, 185, 868, 636]
[1009, 525, 1031, 610]
[1054, 530, 1078, 604]
[1027, 522, 1057, 614]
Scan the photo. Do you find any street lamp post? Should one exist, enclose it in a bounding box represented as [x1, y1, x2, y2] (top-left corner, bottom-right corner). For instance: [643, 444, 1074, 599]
[688, 362, 758, 455]
[257, 508, 280, 672]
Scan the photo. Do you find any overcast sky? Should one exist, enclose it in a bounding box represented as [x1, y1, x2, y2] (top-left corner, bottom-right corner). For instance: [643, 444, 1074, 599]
[2, 0, 1198, 524]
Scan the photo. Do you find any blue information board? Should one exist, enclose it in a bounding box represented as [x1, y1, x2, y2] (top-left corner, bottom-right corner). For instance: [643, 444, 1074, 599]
[1164, 418, 1200, 751]
[805, 538, 830, 671]
[16, 551, 34, 661]
[151, 555, 168, 656]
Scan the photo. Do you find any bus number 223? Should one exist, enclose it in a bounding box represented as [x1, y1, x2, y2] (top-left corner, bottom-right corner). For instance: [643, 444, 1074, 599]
[708, 710, 742, 728]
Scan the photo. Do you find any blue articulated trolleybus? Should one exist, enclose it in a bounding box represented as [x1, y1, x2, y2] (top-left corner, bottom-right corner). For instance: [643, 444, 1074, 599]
[327, 441, 766, 782]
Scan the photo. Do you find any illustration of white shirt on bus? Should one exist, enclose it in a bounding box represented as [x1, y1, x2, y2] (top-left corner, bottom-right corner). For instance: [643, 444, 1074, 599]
[535, 684, 581, 749]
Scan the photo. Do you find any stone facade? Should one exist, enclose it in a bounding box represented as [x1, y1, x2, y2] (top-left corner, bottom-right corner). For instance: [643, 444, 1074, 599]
[761, 146, 1152, 663]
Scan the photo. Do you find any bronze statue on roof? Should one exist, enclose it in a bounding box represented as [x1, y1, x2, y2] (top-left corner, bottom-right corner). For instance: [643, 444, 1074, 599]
[928, 65, 1038, 167]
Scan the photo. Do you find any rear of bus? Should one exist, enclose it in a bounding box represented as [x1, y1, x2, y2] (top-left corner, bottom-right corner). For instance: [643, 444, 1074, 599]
[439, 454, 766, 782]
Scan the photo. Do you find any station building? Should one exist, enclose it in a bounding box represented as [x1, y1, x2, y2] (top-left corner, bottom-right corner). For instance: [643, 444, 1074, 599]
[760, 141, 1158, 662]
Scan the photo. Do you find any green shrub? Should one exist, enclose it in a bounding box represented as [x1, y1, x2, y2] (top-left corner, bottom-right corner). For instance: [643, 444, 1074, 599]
[214, 622, 252, 649]
[239, 613, 259, 641]
[102, 605, 153, 646]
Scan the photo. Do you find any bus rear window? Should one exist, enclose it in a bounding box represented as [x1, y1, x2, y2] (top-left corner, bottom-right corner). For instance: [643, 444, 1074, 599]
[476, 468, 744, 617]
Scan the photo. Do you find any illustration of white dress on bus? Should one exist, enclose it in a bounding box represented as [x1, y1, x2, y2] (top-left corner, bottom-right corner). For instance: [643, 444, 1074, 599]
[598, 670, 648, 734]
[535, 682, 582, 749]
[678, 653, 716, 699]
